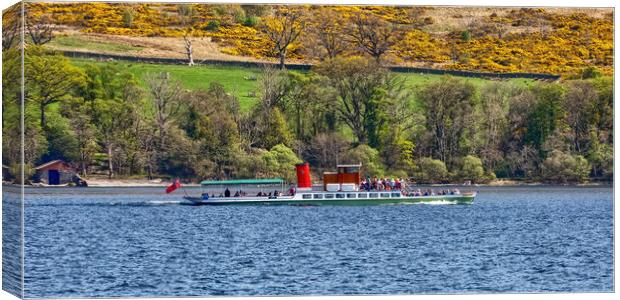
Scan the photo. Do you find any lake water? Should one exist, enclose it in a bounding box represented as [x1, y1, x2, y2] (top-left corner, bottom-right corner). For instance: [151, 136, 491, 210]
[2, 185, 614, 297]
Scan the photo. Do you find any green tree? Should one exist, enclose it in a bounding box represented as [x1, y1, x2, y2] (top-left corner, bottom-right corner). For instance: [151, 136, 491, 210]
[344, 145, 385, 177]
[541, 150, 591, 183]
[413, 157, 448, 183]
[261, 144, 302, 182]
[314, 57, 403, 147]
[78, 63, 143, 178]
[564, 80, 597, 154]
[417, 76, 476, 166]
[181, 83, 242, 178]
[525, 83, 565, 153]
[24, 47, 85, 129]
[587, 132, 613, 179]
[455, 155, 486, 183]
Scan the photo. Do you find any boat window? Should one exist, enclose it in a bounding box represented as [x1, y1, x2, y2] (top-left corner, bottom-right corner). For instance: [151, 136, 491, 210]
[369, 193, 378, 198]
[313, 194, 323, 199]
[358, 193, 367, 198]
[391, 193, 401, 198]
[381, 193, 391, 198]
[302, 194, 312, 199]
[347, 193, 356, 198]
[325, 194, 334, 199]
[336, 193, 345, 199]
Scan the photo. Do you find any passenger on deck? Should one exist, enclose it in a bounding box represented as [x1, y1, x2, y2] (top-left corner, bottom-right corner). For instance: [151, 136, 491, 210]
[234, 191, 240, 197]
[289, 186, 296, 195]
[224, 188, 231, 197]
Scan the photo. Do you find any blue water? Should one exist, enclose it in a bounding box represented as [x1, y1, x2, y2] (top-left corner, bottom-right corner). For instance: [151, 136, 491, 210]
[14, 186, 614, 297]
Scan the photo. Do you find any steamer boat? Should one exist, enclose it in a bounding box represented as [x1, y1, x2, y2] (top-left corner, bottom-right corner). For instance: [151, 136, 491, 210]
[182, 163, 476, 205]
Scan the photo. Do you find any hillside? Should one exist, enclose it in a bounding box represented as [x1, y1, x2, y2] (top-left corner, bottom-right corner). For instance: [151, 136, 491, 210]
[21, 3, 614, 76]
[68, 57, 537, 111]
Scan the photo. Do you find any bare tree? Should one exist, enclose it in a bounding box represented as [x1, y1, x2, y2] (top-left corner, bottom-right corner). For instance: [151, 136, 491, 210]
[26, 14, 54, 45]
[183, 34, 195, 66]
[260, 9, 305, 69]
[307, 8, 348, 59]
[347, 12, 401, 63]
[2, 4, 21, 50]
[178, 4, 196, 66]
[144, 72, 184, 144]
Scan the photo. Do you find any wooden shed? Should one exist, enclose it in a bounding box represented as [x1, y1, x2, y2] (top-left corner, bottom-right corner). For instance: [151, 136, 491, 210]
[34, 160, 76, 185]
[2, 164, 10, 181]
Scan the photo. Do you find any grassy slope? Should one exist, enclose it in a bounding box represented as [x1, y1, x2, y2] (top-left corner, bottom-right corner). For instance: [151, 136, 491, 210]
[69, 58, 536, 112]
[49, 35, 144, 53]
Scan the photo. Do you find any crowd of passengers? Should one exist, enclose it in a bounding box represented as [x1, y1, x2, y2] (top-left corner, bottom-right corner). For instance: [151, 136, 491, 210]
[202, 181, 461, 199]
[360, 177, 404, 191]
[202, 188, 286, 199]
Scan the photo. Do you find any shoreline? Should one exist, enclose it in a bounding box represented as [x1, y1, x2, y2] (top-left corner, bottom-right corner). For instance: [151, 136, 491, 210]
[2, 178, 612, 188]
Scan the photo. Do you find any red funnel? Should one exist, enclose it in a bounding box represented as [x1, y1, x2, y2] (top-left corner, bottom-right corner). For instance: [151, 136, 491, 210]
[295, 163, 312, 189]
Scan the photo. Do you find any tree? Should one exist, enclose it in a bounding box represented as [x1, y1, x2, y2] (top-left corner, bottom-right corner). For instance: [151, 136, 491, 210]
[25, 10, 53, 45]
[261, 144, 302, 182]
[307, 8, 348, 59]
[344, 145, 385, 178]
[587, 134, 613, 179]
[78, 63, 143, 178]
[475, 82, 513, 170]
[590, 77, 613, 144]
[379, 128, 415, 175]
[304, 132, 349, 171]
[2, 4, 21, 50]
[144, 72, 184, 144]
[178, 4, 197, 66]
[347, 12, 401, 63]
[122, 7, 135, 28]
[541, 150, 590, 183]
[564, 81, 597, 154]
[416, 77, 476, 166]
[314, 57, 401, 147]
[260, 8, 305, 69]
[525, 83, 565, 153]
[455, 155, 486, 183]
[414, 157, 448, 183]
[24, 47, 85, 129]
[181, 83, 242, 178]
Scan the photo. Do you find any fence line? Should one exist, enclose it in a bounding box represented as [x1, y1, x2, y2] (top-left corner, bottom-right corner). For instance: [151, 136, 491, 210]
[61, 51, 561, 80]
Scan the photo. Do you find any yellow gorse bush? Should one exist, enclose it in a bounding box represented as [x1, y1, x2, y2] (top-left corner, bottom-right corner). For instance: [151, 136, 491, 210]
[25, 3, 613, 76]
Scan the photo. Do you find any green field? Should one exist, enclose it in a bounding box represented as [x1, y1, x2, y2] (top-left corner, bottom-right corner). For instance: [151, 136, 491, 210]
[69, 58, 536, 111]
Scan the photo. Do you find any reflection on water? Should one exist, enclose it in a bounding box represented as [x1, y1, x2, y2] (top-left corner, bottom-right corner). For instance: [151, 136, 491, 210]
[19, 186, 613, 297]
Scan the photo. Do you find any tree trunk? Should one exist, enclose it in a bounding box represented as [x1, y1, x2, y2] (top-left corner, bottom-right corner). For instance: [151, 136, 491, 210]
[279, 50, 286, 70]
[107, 144, 114, 179]
[40, 103, 47, 129]
[80, 155, 87, 176]
[184, 36, 194, 66]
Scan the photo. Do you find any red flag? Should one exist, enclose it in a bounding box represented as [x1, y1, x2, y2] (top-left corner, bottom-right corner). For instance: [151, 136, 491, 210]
[165, 179, 181, 194]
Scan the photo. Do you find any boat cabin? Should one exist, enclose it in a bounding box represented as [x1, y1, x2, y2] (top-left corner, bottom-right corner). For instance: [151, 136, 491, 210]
[323, 164, 361, 192]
